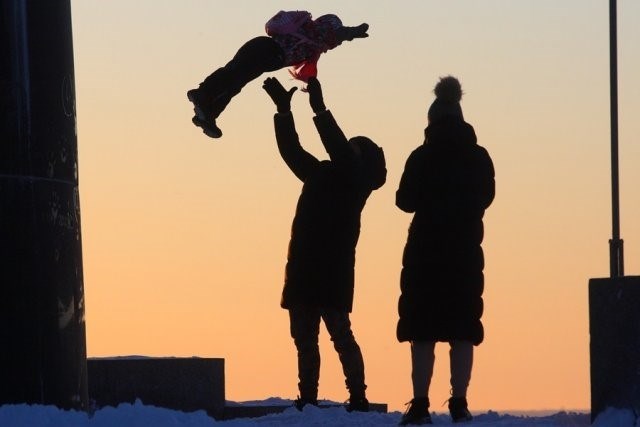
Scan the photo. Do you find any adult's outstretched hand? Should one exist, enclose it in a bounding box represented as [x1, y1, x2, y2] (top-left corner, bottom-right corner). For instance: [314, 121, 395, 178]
[262, 77, 297, 114]
[306, 77, 326, 114]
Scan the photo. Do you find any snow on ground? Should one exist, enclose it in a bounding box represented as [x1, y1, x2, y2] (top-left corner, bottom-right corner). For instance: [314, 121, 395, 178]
[0, 399, 632, 426]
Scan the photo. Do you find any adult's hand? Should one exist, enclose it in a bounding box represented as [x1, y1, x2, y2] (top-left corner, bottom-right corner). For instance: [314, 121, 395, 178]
[306, 77, 326, 114]
[262, 77, 297, 113]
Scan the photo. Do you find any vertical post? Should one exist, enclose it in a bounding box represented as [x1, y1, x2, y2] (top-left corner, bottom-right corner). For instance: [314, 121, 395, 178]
[589, 1, 639, 422]
[608, 0, 624, 277]
[0, 0, 88, 409]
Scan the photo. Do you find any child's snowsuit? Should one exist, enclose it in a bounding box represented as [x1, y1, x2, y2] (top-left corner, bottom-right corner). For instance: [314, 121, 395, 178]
[187, 12, 365, 138]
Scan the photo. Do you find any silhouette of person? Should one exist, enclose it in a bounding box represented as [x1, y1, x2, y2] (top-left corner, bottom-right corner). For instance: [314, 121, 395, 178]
[187, 11, 368, 139]
[262, 76, 386, 413]
[396, 76, 495, 425]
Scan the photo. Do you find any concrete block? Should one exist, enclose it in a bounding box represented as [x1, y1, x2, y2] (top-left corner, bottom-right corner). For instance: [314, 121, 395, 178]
[589, 276, 640, 421]
[223, 402, 388, 419]
[88, 356, 224, 419]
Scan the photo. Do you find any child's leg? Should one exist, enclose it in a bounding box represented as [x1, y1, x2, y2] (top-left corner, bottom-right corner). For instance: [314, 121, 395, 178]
[196, 36, 284, 119]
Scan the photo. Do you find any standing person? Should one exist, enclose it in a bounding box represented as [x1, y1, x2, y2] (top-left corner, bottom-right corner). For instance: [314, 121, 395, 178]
[187, 10, 368, 139]
[396, 76, 495, 425]
[262, 76, 386, 412]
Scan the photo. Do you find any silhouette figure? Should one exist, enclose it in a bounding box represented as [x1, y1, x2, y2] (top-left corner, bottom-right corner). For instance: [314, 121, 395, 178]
[187, 11, 368, 139]
[396, 76, 495, 425]
[262, 76, 386, 413]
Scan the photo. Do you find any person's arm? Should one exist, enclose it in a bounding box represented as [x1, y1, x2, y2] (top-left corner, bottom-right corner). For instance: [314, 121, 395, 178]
[461, 123, 495, 211]
[306, 77, 356, 164]
[335, 23, 369, 43]
[262, 77, 319, 181]
[396, 149, 423, 213]
[475, 146, 496, 210]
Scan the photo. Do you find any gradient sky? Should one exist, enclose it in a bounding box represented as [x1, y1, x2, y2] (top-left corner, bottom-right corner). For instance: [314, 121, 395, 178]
[69, 0, 640, 412]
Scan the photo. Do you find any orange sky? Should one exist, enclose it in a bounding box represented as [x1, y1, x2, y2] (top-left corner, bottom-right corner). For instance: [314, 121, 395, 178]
[71, 0, 640, 412]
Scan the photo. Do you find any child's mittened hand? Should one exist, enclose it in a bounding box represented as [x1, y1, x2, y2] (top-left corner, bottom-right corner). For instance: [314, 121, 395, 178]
[353, 23, 369, 38]
[335, 23, 368, 43]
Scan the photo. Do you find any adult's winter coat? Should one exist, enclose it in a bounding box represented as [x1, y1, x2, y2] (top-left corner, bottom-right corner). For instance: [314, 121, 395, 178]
[396, 117, 495, 345]
[273, 110, 378, 312]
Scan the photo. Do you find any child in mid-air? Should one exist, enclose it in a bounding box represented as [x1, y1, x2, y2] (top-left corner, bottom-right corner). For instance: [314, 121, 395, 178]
[187, 10, 369, 139]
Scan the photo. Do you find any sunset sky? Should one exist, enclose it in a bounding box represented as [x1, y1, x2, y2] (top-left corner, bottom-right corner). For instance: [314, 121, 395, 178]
[69, 0, 640, 413]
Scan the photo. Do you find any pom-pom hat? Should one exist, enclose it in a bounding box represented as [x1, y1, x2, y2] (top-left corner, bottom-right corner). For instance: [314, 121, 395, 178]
[427, 76, 464, 123]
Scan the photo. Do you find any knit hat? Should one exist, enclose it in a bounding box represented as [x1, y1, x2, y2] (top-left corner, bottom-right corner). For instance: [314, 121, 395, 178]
[427, 76, 464, 123]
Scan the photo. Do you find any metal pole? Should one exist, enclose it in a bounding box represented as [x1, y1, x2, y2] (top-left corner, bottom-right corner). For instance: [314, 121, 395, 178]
[608, 0, 624, 277]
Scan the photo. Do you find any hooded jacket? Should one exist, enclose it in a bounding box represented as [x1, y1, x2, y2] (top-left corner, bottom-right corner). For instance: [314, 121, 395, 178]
[274, 110, 384, 312]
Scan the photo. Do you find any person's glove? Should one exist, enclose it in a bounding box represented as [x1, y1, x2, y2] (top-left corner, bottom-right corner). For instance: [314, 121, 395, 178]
[262, 77, 297, 113]
[306, 77, 326, 114]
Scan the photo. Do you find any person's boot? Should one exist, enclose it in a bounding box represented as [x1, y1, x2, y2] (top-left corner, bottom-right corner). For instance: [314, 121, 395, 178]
[187, 88, 223, 138]
[293, 396, 318, 411]
[448, 396, 473, 423]
[346, 395, 369, 412]
[399, 397, 432, 425]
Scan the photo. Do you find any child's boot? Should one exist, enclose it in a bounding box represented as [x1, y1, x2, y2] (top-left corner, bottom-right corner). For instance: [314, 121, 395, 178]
[187, 88, 223, 138]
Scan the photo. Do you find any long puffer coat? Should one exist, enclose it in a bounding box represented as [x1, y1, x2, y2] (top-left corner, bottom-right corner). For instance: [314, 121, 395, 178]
[274, 110, 385, 312]
[396, 117, 495, 345]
